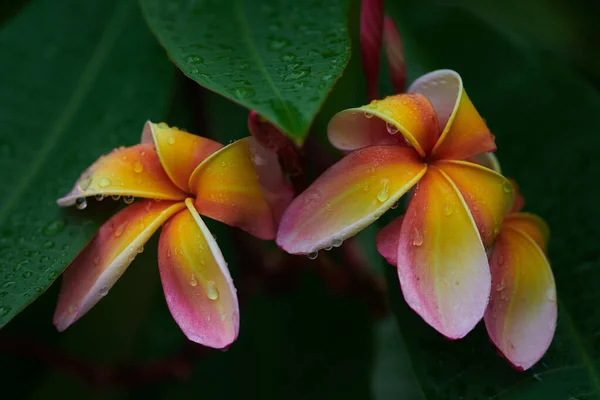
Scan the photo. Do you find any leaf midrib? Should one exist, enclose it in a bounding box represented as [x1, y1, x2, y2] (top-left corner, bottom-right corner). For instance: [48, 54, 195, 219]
[0, 1, 133, 228]
[234, 0, 297, 134]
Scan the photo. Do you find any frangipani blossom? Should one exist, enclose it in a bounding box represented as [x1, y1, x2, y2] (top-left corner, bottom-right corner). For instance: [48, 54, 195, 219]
[277, 70, 514, 339]
[54, 122, 293, 348]
[485, 182, 556, 371]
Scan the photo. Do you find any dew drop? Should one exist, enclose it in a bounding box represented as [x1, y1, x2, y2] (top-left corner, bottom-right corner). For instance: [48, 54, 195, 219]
[123, 195, 134, 204]
[22, 271, 32, 278]
[98, 177, 111, 187]
[332, 238, 343, 248]
[390, 201, 399, 210]
[95, 193, 104, 201]
[495, 279, 505, 291]
[78, 176, 92, 191]
[42, 241, 54, 249]
[206, 280, 219, 300]
[412, 227, 423, 246]
[133, 160, 144, 173]
[324, 245, 333, 251]
[114, 222, 128, 237]
[377, 179, 390, 202]
[168, 137, 175, 145]
[444, 203, 453, 216]
[363, 183, 369, 191]
[325, 202, 332, 211]
[307, 251, 318, 260]
[68, 305, 79, 315]
[190, 274, 198, 287]
[43, 218, 66, 236]
[0, 306, 10, 317]
[75, 197, 87, 210]
[502, 181, 513, 193]
[364, 112, 374, 119]
[546, 288, 556, 301]
[386, 122, 399, 134]
[99, 286, 109, 297]
[137, 245, 144, 254]
[111, 194, 120, 201]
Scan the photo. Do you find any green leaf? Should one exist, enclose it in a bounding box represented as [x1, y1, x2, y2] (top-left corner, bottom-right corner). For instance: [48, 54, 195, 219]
[380, 1, 600, 398]
[139, 0, 351, 143]
[0, 0, 175, 328]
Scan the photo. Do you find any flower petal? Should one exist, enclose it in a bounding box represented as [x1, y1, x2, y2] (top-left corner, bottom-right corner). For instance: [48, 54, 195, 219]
[143, 121, 223, 192]
[53, 200, 186, 331]
[397, 168, 490, 339]
[376, 215, 404, 265]
[508, 179, 525, 213]
[189, 137, 293, 240]
[277, 146, 426, 254]
[484, 225, 556, 370]
[327, 93, 439, 156]
[467, 152, 502, 173]
[504, 212, 550, 251]
[158, 199, 239, 349]
[57, 144, 187, 207]
[408, 70, 496, 160]
[434, 160, 514, 247]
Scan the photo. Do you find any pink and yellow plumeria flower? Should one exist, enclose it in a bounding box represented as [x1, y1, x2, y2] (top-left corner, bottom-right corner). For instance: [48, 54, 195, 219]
[277, 70, 514, 339]
[378, 181, 556, 370]
[54, 122, 292, 348]
[485, 183, 556, 370]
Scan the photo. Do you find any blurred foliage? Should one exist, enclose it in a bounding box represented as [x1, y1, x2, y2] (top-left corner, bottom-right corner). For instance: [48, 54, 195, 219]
[1, 0, 600, 399]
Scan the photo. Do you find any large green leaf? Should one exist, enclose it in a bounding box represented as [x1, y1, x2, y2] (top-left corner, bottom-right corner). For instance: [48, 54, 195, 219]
[378, 1, 600, 398]
[0, 0, 175, 327]
[139, 0, 351, 143]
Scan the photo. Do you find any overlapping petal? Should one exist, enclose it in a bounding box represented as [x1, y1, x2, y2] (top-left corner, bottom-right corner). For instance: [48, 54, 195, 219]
[504, 213, 550, 251]
[484, 225, 556, 370]
[57, 144, 186, 207]
[141, 121, 223, 192]
[468, 152, 502, 173]
[53, 200, 186, 331]
[327, 93, 438, 156]
[277, 146, 426, 254]
[408, 70, 496, 160]
[435, 160, 514, 246]
[396, 168, 490, 339]
[376, 215, 404, 265]
[158, 199, 239, 349]
[189, 137, 293, 240]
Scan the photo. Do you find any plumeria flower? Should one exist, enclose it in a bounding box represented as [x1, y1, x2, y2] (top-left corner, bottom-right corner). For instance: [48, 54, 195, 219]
[485, 182, 556, 370]
[378, 177, 556, 369]
[54, 122, 292, 348]
[277, 70, 514, 339]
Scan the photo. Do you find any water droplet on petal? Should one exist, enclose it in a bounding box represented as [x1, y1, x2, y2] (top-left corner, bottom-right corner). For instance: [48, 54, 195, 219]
[412, 227, 423, 246]
[546, 288, 556, 301]
[386, 122, 399, 134]
[325, 202, 332, 211]
[324, 245, 333, 251]
[444, 203, 453, 216]
[99, 286, 109, 297]
[75, 197, 87, 210]
[206, 280, 219, 300]
[114, 222, 128, 237]
[332, 238, 343, 248]
[137, 246, 144, 254]
[95, 193, 104, 201]
[68, 305, 79, 315]
[390, 201, 399, 210]
[111, 195, 120, 201]
[308, 251, 318, 260]
[377, 179, 390, 202]
[78, 176, 92, 191]
[495, 279, 505, 291]
[98, 177, 111, 187]
[168, 137, 175, 145]
[133, 160, 144, 173]
[364, 112, 374, 119]
[190, 274, 198, 287]
[123, 195, 134, 204]
[502, 181, 513, 193]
